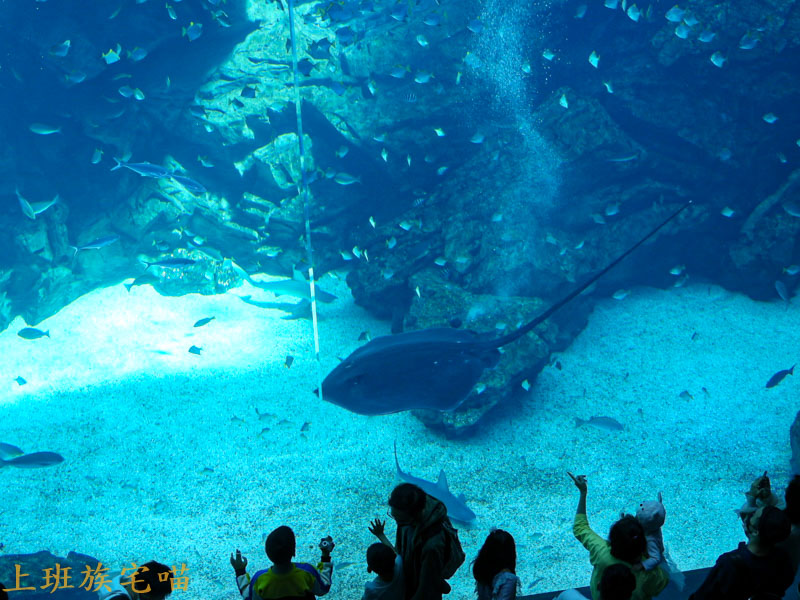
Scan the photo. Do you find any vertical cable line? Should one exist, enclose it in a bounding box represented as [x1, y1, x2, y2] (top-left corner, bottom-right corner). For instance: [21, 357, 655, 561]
[286, 0, 323, 400]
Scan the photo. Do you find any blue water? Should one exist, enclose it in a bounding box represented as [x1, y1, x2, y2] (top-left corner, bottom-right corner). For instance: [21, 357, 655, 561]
[1, 0, 799, 598]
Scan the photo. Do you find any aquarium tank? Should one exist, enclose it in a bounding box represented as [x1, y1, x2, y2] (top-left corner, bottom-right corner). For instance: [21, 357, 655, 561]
[1, 0, 799, 599]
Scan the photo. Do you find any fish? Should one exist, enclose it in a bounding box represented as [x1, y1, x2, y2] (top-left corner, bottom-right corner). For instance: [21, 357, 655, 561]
[170, 174, 207, 194]
[29, 123, 61, 135]
[394, 442, 476, 523]
[588, 51, 600, 68]
[665, 5, 684, 22]
[65, 71, 87, 85]
[188, 345, 203, 355]
[674, 23, 690, 39]
[467, 19, 483, 33]
[739, 32, 760, 50]
[251, 277, 337, 303]
[14, 376, 27, 386]
[102, 46, 121, 64]
[50, 40, 71, 57]
[559, 94, 569, 109]
[0, 451, 64, 469]
[0, 442, 24, 458]
[318, 202, 691, 415]
[720, 206, 735, 218]
[111, 158, 171, 178]
[18, 327, 50, 340]
[285, 355, 294, 368]
[16, 189, 58, 220]
[70, 235, 119, 256]
[626, 4, 640, 21]
[91, 149, 104, 164]
[128, 47, 148, 61]
[193, 317, 215, 328]
[698, 30, 715, 43]
[762, 113, 778, 124]
[542, 49, 555, 61]
[333, 172, 360, 185]
[575, 416, 624, 431]
[182, 21, 203, 41]
[669, 265, 686, 276]
[123, 272, 160, 292]
[775, 281, 790, 304]
[238, 296, 312, 320]
[710, 52, 726, 68]
[143, 257, 196, 269]
[766, 365, 794, 388]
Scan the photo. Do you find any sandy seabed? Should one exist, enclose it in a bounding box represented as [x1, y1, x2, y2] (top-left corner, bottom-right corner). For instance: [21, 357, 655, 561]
[1, 277, 798, 599]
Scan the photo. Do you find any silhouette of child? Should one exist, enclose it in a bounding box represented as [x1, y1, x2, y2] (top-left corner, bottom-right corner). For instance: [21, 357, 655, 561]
[472, 529, 520, 600]
[636, 493, 666, 572]
[362, 540, 404, 600]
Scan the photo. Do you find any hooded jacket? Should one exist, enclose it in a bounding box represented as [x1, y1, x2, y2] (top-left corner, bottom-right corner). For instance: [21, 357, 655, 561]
[395, 495, 450, 600]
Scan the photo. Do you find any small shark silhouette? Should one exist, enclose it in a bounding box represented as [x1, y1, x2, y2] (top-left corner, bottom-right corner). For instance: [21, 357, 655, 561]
[394, 441, 476, 524]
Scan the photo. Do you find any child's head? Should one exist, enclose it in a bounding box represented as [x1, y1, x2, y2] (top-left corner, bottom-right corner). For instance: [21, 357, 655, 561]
[598, 563, 636, 600]
[366, 543, 396, 581]
[471, 528, 516, 586]
[265, 526, 296, 566]
[132, 561, 173, 600]
[608, 515, 646, 563]
[636, 498, 666, 533]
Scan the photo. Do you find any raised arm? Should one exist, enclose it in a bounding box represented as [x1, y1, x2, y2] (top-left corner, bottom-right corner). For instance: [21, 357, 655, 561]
[568, 472, 588, 515]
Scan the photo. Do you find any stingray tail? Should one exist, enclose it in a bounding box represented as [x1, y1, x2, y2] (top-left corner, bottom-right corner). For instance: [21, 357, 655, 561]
[492, 201, 693, 348]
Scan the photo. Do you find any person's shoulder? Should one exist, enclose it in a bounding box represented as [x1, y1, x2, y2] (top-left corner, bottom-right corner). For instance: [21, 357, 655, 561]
[293, 562, 322, 575]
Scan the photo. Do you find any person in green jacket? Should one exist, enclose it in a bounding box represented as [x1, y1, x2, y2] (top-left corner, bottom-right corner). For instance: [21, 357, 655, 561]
[567, 472, 668, 600]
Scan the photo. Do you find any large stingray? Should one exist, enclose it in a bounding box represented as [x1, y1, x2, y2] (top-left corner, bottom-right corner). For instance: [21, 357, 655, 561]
[320, 202, 690, 415]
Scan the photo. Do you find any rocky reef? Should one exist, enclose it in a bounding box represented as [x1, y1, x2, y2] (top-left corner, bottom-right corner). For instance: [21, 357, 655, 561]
[1, 0, 798, 434]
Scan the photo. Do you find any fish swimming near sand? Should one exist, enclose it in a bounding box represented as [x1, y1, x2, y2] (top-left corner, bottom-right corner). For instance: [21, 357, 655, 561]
[193, 317, 215, 328]
[575, 416, 624, 431]
[238, 296, 312, 320]
[766, 365, 794, 388]
[18, 327, 49, 340]
[394, 442, 476, 524]
[0, 451, 64, 469]
[124, 272, 160, 292]
[0, 442, 24, 458]
[318, 203, 691, 415]
[250, 276, 337, 303]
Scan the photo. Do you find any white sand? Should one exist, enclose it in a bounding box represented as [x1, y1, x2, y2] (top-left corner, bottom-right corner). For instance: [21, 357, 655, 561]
[0, 280, 797, 599]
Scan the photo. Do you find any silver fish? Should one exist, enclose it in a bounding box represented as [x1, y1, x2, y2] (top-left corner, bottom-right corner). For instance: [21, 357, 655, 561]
[575, 416, 624, 431]
[0, 451, 64, 468]
[111, 158, 171, 178]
